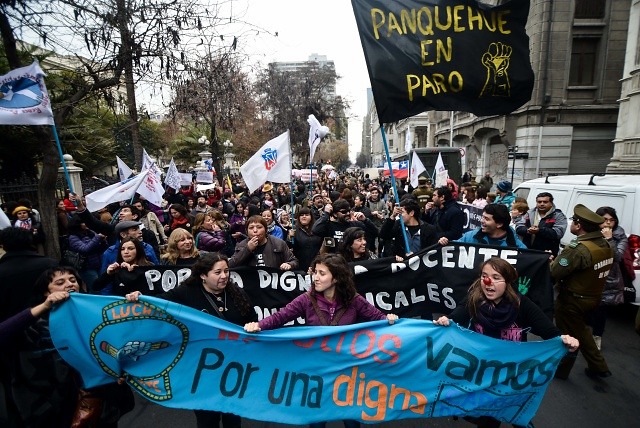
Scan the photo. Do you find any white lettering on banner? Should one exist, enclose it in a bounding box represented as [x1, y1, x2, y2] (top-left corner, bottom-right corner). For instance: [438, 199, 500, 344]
[258, 270, 310, 292]
[229, 272, 244, 288]
[365, 286, 455, 311]
[144, 269, 192, 292]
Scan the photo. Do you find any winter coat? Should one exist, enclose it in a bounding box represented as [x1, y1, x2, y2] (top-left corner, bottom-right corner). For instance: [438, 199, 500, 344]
[601, 226, 628, 305]
[379, 218, 438, 257]
[424, 199, 465, 241]
[229, 235, 299, 269]
[292, 227, 323, 272]
[68, 230, 108, 270]
[196, 230, 226, 252]
[457, 226, 527, 248]
[515, 207, 568, 256]
[258, 292, 386, 330]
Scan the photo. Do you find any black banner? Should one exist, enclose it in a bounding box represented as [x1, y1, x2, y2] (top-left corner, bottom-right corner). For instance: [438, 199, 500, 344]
[110, 242, 552, 322]
[351, 0, 534, 122]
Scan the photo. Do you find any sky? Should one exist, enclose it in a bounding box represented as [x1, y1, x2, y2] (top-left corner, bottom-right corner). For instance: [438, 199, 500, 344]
[235, 0, 372, 162]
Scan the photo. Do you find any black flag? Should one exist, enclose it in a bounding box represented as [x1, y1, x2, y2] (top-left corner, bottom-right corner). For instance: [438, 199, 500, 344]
[351, 0, 534, 122]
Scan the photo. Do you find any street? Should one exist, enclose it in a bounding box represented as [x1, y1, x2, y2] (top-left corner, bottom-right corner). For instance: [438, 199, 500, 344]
[121, 306, 640, 428]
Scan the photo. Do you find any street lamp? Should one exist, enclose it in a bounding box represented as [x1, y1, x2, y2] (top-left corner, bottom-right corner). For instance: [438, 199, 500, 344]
[198, 135, 210, 146]
[223, 140, 233, 152]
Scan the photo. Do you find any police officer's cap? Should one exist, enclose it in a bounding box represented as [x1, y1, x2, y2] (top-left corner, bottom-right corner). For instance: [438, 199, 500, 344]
[572, 204, 605, 225]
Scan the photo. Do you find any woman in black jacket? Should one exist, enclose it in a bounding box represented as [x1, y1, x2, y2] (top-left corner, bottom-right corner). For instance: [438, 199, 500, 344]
[289, 207, 323, 272]
[126, 253, 256, 428]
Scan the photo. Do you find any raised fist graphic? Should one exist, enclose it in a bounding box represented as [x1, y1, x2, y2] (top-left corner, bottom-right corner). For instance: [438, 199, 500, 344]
[480, 42, 512, 98]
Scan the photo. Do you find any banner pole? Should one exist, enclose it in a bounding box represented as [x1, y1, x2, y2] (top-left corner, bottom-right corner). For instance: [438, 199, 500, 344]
[51, 124, 74, 195]
[380, 124, 411, 255]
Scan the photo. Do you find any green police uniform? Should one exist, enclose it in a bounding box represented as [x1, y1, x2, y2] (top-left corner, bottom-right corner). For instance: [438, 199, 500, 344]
[551, 204, 614, 379]
[412, 178, 433, 210]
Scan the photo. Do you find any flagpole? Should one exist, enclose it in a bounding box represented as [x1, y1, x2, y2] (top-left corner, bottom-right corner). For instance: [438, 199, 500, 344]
[380, 124, 411, 255]
[51, 124, 75, 195]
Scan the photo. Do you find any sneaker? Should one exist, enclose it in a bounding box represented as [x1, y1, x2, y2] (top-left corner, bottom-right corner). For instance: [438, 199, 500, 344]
[593, 335, 602, 350]
[584, 368, 612, 379]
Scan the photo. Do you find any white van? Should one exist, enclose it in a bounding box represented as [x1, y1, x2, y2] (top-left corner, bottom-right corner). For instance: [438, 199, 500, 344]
[514, 174, 640, 305]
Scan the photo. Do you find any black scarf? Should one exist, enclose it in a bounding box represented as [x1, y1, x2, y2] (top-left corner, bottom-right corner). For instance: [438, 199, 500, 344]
[474, 299, 519, 339]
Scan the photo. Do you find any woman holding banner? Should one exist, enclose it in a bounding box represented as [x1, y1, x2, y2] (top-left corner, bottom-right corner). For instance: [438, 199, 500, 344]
[126, 253, 256, 428]
[434, 257, 579, 428]
[243, 253, 398, 428]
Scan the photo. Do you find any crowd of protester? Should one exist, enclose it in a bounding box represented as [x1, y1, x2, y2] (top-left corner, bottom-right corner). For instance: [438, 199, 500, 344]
[0, 168, 638, 427]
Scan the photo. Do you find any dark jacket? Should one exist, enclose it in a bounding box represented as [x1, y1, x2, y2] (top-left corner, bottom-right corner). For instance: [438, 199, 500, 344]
[229, 235, 299, 269]
[160, 283, 257, 326]
[515, 207, 568, 256]
[292, 227, 323, 272]
[312, 212, 378, 244]
[195, 230, 226, 252]
[424, 199, 465, 241]
[0, 251, 59, 322]
[68, 230, 108, 270]
[379, 218, 438, 257]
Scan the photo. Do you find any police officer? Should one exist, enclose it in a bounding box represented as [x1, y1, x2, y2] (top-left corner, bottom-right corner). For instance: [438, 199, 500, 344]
[551, 204, 614, 380]
[412, 176, 433, 210]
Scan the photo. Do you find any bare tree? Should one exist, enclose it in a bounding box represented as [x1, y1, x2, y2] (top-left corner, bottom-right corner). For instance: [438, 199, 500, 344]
[255, 62, 349, 162]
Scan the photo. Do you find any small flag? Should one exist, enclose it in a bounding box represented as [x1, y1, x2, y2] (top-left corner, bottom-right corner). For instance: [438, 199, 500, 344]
[240, 131, 292, 193]
[409, 151, 427, 188]
[164, 158, 181, 191]
[116, 156, 133, 182]
[307, 114, 330, 163]
[404, 128, 412, 154]
[85, 170, 151, 212]
[142, 148, 162, 179]
[0, 61, 54, 126]
[434, 153, 449, 187]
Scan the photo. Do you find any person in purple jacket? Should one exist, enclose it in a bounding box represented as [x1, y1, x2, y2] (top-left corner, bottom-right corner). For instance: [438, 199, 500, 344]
[244, 253, 398, 428]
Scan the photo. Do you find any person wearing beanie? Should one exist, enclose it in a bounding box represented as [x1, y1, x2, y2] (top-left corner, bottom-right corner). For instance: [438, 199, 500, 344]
[551, 204, 614, 380]
[495, 180, 516, 211]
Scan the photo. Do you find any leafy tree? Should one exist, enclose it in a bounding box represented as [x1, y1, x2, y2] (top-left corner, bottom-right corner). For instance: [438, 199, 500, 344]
[355, 152, 368, 168]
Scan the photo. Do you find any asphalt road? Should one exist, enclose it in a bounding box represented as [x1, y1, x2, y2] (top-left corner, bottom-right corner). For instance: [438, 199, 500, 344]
[121, 305, 640, 428]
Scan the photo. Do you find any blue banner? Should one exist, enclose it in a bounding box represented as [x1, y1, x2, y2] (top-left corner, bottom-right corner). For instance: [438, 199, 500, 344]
[51, 294, 566, 425]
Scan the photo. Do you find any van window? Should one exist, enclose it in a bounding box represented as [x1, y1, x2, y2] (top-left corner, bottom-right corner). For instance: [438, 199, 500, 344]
[514, 187, 530, 200]
[572, 192, 626, 215]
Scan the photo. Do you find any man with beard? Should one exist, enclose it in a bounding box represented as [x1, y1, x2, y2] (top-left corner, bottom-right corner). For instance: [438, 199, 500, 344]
[424, 186, 465, 245]
[190, 195, 213, 217]
[310, 193, 325, 220]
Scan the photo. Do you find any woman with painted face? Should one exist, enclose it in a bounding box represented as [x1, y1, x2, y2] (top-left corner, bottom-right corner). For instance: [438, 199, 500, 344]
[244, 253, 397, 428]
[434, 257, 579, 428]
[229, 215, 298, 270]
[126, 253, 256, 428]
[339, 227, 377, 262]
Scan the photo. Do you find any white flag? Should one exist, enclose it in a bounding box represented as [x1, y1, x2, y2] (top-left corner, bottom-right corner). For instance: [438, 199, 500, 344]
[0, 209, 11, 229]
[404, 128, 412, 154]
[116, 156, 133, 182]
[142, 148, 162, 179]
[85, 170, 151, 212]
[409, 151, 427, 188]
[0, 61, 54, 126]
[240, 130, 292, 193]
[164, 158, 181, 190]
[434, 153, 449, 186]
[307, 115, 329, 163]
[137, 167, 165, 208]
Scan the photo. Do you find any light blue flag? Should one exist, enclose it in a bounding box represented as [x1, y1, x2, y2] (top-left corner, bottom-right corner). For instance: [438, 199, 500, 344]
[51, 294, 567, 425]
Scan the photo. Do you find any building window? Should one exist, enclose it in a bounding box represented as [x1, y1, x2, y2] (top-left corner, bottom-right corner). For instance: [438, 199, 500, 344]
[574, 0, 605, 19]
[569, 38, 598, 86]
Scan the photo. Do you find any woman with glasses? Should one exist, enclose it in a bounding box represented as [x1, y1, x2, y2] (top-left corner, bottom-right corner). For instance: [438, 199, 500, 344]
[434, 257, 579, 428]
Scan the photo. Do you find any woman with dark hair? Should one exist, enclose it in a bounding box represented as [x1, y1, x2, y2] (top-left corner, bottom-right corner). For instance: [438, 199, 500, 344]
[290, 207, 322, 272]
[229, 202, 246, 240]
[434, 257, 579, 428]
[5, 267, 133, 427]
[244, 253, 397, 428]
[67, 214, 108, 292]
[126, 253, 256, 428]
[589, 206, 628, 350]
[229, 215, 298, 270]
[339, 227, 377, 262]
[163, 203, 193, 235]
[93, 237, 154, 296]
